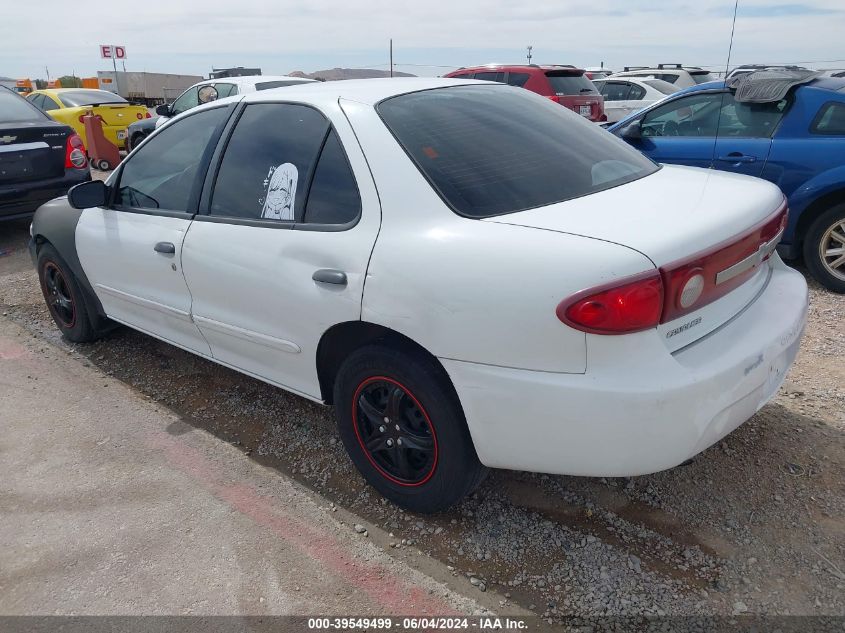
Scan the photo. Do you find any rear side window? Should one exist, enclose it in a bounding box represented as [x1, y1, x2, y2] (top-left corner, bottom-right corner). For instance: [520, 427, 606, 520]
[643, 79, 679, 95]
[811, 102, 845, 135]
[599, 82, 631, 101]
[545, 73, 597, 95]
[629, 85, 646, 100]
[210, 103, 329, 221]
[474, 72, 505, 83]
[378, 85, 658, 218]
[506, 73, 531, 87]
[41, 96, 60, 111]
[303, 130, 361, 225]
[214, 83, 238, 98]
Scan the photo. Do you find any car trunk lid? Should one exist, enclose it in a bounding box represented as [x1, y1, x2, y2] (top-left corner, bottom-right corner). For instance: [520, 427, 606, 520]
[89, 104, 147, 128]
[485, 165, 787, 349]
[0, 121, 69, 183]
[544, 70, 605, 121]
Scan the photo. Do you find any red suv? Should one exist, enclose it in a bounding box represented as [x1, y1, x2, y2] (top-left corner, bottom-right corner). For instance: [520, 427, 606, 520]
[444, 64, 606, 122]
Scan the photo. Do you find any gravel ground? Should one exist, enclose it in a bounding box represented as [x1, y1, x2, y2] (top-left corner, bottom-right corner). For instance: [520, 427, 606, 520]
[1, 213, 842, 624]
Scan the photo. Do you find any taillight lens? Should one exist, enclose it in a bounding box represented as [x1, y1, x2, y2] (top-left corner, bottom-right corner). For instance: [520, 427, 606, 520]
[145, 112, 151, 118]
[136, 112, 143, 119]
[659, 202, 787, 323]
[557, 272, 664, 334]
[78, 114, 86, 123]
[65, 133, 87, 169]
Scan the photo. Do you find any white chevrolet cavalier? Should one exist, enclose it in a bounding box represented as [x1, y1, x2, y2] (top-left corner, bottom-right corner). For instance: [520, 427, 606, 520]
[30, 78, 808, 512]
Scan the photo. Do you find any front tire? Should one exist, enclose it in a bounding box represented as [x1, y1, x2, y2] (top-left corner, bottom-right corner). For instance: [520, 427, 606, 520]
[804, 203, 845, 293]
[37, 244, 99, 343]
[334, 345, 487, 513]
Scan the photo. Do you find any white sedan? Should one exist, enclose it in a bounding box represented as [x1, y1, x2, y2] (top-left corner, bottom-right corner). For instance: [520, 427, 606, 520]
[592, 76, 680, 122]
[30, 78, 808, 512]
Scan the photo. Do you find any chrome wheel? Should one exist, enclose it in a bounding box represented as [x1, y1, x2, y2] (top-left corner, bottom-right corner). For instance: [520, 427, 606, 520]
[819, 218, 845, 282]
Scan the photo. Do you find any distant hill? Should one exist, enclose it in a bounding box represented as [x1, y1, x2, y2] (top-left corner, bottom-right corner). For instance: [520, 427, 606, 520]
[288, 68, 416, 81]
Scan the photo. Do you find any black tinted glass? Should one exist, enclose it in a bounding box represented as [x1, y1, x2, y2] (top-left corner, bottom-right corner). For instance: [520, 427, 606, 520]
[474, 72, 505, 83]
[57, 90, 127, 107]
[1, 89, 46, 121]
[117, 106, 229, 211]
[812, 102, 845, 135]
[378, 85, 658, 218]
[629, 85, 646, 100]
[506, 73, 531, 87]
[303, 130, 361, 224]
[255, 80, 310, 90]
[211, 103, 329, 220]
[545, 73, 596, 95]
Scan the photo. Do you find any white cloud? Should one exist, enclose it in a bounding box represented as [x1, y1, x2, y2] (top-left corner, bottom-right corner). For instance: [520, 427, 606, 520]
[3, 0, 843, 79]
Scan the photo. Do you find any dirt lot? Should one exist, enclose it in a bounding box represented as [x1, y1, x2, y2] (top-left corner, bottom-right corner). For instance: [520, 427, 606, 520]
[1, 213, 843, 623]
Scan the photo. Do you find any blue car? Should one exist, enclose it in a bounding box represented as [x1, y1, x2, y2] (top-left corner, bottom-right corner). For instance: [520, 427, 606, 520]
[609, 76, 845, 292]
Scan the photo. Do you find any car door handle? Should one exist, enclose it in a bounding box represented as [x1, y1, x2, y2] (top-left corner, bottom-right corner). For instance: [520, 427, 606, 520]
[717, 153, 756, 163]
[312, 269, 347, 285]
[154, 241, 176, 254]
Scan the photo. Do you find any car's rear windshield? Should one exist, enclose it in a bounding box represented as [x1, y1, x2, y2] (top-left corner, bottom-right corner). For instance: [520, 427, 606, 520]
[377, 85, 658, 218]
[0, 88, 45, 122]
[255, 80, 310, 91]
[545, 72, 597, 95]
[691, 72, 716, 84]
[57, 90, 128, 107]
[643, 79, 680, 94]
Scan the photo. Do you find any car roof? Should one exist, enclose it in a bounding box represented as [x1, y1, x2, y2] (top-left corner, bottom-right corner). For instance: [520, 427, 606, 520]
[682, 75, 845, 95]
[452, 64, 585, 73]
[189, 75, 318, 89]
[239, 77, 490, 106]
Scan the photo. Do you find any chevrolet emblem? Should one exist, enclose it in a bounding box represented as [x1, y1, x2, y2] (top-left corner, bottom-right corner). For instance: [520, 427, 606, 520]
[0, 135, 17, 144]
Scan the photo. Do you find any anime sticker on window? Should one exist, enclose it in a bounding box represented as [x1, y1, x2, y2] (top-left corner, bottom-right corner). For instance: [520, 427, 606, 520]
[260, 163, 298, 220]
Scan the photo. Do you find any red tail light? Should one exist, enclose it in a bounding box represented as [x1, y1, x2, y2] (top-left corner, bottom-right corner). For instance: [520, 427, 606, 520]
[557, 271, 664, 334]
[659, 202, 787, 323]
[145, 112, 151, 118]
[558, 201, 787, 335]
[64, 133, 87, 170]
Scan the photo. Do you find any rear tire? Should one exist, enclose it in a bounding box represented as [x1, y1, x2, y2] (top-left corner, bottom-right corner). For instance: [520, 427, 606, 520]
[37, 244, 100, 343]
[333, 345, 487, 513]
[803, 203, 845, 293]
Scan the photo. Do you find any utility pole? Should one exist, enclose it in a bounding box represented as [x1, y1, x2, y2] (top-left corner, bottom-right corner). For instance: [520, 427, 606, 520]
[527, 46, 533, 64]
[390, 39, 394, 77]
[45, 66, 50, 81]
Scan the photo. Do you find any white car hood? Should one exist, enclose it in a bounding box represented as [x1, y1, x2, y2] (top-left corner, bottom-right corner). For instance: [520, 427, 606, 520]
[484, 164, 785, 267]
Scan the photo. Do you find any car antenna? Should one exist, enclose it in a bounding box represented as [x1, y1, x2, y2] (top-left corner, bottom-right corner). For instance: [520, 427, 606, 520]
[712, 0, 740, 165]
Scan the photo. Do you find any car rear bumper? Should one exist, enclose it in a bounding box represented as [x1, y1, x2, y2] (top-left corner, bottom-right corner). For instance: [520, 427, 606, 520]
[0, 169, 90, 221]
[442, 256, 808, 477]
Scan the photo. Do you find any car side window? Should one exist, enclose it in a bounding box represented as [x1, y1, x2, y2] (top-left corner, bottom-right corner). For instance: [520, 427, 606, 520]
[641, 92, 724, 137]
[628, 85, 646, 100]
[215, 83, 238, 98]
[600, 82, 631, 101]
[27, 94, 45, 109]
[811, 102, 845, 135]
[210, 103, 329, 221]
[40, 96, 60, 112]
[171, 87, 199, 116]
[506, 72, 530, 87]
[302, 129, 361, 225]
[115, 106, 230, 212]
[474, 72, 505, 83]
[659, 74, 679, 84]
[718, 95, 789, 138]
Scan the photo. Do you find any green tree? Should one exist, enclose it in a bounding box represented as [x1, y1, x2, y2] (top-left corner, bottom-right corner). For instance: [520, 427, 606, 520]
[34, 78, 47, 89]
[57, 75, 82, 88]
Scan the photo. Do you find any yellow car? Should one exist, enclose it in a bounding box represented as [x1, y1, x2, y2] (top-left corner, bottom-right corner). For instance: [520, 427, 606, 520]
[25, 88, 150, 151]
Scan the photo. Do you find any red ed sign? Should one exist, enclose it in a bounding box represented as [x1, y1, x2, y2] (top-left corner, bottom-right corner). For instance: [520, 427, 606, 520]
[99, 45, 127, 59]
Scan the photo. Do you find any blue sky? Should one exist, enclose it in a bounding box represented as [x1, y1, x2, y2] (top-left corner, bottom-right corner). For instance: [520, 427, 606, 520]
[3, 0, 844, 80]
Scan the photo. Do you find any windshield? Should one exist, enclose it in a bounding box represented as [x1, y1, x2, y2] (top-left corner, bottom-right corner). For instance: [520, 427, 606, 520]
[378, 85, 658, 218]
[691, 72, 715, 84]
[57, 90, 128, 107]
[1, 88, 46, 122]
[643, 79, 680, 94]
[545, 73, 597, 95]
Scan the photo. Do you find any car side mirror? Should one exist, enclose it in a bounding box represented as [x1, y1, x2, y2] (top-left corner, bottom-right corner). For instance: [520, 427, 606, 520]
[155, 103, 171, 117]
[68, 180, 108, 209]
[619, 119, 642, 140]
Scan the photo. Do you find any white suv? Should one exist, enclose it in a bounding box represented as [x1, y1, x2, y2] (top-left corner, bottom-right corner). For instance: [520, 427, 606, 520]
[613, 64, 715, 88]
